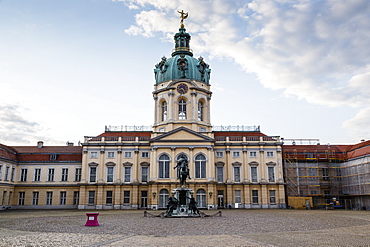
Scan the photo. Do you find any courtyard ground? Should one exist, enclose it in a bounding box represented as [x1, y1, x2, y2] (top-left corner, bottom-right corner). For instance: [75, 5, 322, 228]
[0, 209, 369, 246]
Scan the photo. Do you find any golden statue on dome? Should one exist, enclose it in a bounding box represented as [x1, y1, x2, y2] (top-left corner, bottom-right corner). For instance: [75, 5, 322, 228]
[178, 10, 188, 28]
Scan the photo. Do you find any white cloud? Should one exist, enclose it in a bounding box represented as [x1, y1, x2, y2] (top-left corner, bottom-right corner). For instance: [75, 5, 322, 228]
[120, 0, 370, 140]
[0, 104, 54, 145]
[343, 107, 370, 142]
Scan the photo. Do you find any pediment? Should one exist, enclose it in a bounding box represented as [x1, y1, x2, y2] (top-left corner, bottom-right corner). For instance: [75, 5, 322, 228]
[151, 127, 214, 142]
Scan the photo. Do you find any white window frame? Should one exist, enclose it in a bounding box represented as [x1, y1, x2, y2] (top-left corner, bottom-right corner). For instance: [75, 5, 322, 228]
[124, 152, 132, 158]
[141, 152, 149, 158]
[75, 167, 82, 182]
[252, 190, 259, 204]
[107, 151, 115, 159]
[46, 191, 53, 205]
[249, 151, 257, 158]
[124, 166, 131, 183]
[233, 151, 240, 158]
[268, 166, 275, 183]
[106, 191, 113, 205]
[141, 166, 149, 183]
[60, 191, 67, 205]
[216, 152, 223, 158]
[32, 191, 39, 205]
[233, 166, 241, 183]
[195, 154, 206, 179]
[48, 168, 55, 182]
[61, 168, 68, 182]
[34, 168, 41, 182]
[90, 151, 98, 159]
[216, 166, 224, 183]
[251, 166, 258, 183]
[89, 166, 97, 183]
[234, 190, 242, 204]
[4, 166, 10, 181]
[20, 168, 28, 182]
[18, 192, 25, 205]
[269, 190, 276, 204]
[158, 154, 170, 179]
[0, 164, 3, 180]
[88, 191, 95, 205]
[106, 166, 114, 183]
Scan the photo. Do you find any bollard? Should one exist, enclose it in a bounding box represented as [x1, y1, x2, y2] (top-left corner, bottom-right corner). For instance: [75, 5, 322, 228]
[85, 213, 100, 226]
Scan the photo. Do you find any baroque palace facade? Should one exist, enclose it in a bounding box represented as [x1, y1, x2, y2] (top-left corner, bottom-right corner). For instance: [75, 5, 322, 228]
[1, 21, 370, 211]
[0, 23, 286, 210]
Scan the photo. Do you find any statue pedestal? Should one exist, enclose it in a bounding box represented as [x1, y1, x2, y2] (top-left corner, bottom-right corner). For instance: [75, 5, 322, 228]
[166, 187, 200, 217]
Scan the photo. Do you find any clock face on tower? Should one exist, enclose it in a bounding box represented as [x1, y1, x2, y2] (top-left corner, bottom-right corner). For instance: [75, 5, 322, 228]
[177, 83, 188, 94]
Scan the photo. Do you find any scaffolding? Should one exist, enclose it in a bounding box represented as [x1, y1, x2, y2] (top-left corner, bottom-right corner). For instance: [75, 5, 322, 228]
[283, 144, 346, 209]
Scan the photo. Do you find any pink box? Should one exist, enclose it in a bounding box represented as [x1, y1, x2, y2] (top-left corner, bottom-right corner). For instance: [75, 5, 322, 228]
[85, 213, 100, 226]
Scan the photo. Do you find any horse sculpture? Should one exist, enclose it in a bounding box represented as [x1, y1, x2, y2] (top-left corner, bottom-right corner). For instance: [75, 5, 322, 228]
[174, 155, 191, 187]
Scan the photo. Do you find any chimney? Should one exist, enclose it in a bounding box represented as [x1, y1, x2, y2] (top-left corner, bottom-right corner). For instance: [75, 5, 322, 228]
[67, 142, 74, 146]
[37, 141, 44, 148]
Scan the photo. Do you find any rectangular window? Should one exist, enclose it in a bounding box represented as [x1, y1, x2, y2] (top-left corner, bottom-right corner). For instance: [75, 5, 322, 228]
[48, 168, 55, 182]
[252, 190, 259, 204]
[124, 152, 132, 158]
[268, 167, 275, 182]
[107, 151, 115, 158]
[216, 152, 223, 158]
[235, 190, 241, 204]
[5, 166, 10, 180]
[88, 191, 95, 205]
[60, 191, 66, 205]
[234, 166, 241, 183]
[106, 191, 113, 205]
[73, 191, 79, 205]
[20, 168, 28, 182]
[18, 192, 25, 205]
[75, 168, 82, 182]
[124, 167, 131, 183]
[322, 168, 329, 181]
[11, 167, 15, 182]
[123, 191, 130, 204]
[107, 167, 114, 183]
[233, 151, 240, 158]
[216, 166, 224, 183]
[250, 151, 257, 158]
[269, 190, 276, 204]
[267, 151, 274, 157]
[61, 168, 68, 182]
[34, 168, 41, 182]
[50, 154, 57, 160]
[89, 167, 97, 183]
[46, 192, 53, 205]
[32, 192, 39, 205]
[251, 167, 258, 182]
[141, 166, 148, 183]
[141, 152, 149, 158]
[0, 165, 2, 180]
[90, 152, 98, 159]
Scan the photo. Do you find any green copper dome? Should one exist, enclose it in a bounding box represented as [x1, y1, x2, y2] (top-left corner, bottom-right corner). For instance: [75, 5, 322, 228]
[154, 27, 211, 85]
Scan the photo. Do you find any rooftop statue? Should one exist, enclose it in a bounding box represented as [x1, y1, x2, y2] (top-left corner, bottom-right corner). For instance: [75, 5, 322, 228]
[178, 10, 188, 28]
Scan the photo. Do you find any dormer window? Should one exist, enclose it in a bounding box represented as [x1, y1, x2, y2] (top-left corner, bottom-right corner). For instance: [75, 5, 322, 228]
[50, 154, 57, 160]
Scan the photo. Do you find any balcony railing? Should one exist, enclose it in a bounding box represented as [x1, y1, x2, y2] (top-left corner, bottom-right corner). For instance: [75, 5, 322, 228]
[212, 125, 260, 132]
[105, 125, 152, 132]
[215, 136, 281, 143]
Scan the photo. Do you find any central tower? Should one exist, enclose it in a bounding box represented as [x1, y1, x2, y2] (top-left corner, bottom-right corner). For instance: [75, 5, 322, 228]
[152, 12, 212, 133]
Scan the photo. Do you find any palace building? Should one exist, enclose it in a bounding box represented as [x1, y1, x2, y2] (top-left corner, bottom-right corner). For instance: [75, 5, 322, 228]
[0, 20, 286, 210]
[1, 18, 370, 211]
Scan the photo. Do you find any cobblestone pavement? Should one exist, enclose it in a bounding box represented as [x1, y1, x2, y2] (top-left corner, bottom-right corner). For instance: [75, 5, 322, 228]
[0, 209, 369, 246]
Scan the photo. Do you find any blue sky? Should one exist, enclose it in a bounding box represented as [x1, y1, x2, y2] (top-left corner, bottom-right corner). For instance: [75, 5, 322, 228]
[1, 0, 369, 146]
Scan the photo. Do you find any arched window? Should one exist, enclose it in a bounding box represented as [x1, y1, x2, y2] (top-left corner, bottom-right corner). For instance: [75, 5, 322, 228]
[198, 101, 203, 121]
[196, 189, 206, 208]
[195, 154, 206, 179]
[161, 101, 167, 121]
[158, 154, 170, 178]
[159, 189, 169, 208]
[178, 99, 186, 120]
